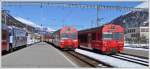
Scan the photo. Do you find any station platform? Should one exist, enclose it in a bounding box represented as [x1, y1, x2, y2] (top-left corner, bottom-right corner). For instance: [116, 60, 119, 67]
[2, 42, 78, 68]
[123, 47, 149, 58]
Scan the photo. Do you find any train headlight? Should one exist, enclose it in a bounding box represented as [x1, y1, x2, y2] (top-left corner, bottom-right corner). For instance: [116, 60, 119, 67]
[60, 40, 64, 43]
[73, 40, 78, 42]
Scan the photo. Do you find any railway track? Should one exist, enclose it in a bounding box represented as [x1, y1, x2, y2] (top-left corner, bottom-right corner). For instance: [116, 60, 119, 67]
[63, 49, 149, 67]
[50, 42, 148, 68]
[78, 48, 149, 67]
[111, 54, 149, 66]
[63, 51, 113, 68]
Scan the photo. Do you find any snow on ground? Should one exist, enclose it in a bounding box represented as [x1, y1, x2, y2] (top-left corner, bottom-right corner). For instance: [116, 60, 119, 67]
[117, 54, 149, 63]
[75, 49, 147, 68]
[124, 43, 149, 47]
[124, 43, 149, 49]
[124, 47, 149, 52]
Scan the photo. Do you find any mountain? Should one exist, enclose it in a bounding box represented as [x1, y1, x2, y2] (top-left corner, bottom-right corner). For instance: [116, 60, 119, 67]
[110, 10, 148, 28]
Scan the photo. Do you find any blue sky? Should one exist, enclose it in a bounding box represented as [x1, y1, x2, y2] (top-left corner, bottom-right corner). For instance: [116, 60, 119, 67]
[2, 1, 143, 31]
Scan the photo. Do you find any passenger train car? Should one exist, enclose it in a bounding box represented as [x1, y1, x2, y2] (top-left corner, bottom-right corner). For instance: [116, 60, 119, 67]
[78, 24, 124, 54]
[43, 32, 53, 43]
[52, 26, 78, 50]
[2, 24, 27, 52]
[9, 26, 27, 50]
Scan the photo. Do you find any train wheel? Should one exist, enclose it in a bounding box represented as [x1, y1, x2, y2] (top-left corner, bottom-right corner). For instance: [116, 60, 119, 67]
[78, 45, 81, 48]
[93, 48, 99, 53]
[111, 48, 117, 55]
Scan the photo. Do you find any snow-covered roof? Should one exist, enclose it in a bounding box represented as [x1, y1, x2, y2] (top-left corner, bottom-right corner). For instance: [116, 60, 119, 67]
[14, 16, 42, 28]
[14, 16, 55, 32]
[47, 27, 55, 32]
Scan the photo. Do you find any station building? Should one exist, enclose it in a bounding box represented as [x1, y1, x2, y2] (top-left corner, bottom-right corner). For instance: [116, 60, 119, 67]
[2, 10, 42, 43]
[125, 26, 149, 44]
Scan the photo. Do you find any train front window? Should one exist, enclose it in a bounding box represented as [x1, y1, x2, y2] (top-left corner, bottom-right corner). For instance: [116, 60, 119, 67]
[113, 32, 122, 40]
[70, 33, 76, 39]
[61, 33, 69, 39]
[103, 32, 112, 40]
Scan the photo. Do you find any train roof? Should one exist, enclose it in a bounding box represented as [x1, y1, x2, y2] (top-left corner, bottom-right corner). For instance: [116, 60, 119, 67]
[78, 24, 123, 33]
[53, 26, 77, 34]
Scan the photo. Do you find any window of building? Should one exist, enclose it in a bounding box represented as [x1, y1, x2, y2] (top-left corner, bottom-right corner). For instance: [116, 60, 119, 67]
[131, 34, 136, 37]
[145, 28, 148, 32]
[141, 28, 145, 32]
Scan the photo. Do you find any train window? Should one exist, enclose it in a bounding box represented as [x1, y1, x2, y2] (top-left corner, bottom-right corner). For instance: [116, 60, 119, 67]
[70, 33, 76, 39]
[113, 32, 122, 40]
[61, 33, 69, 39]
[92, 33, 96, 40]
[103, 32, 112, 40]
[79, 34, 87, 43]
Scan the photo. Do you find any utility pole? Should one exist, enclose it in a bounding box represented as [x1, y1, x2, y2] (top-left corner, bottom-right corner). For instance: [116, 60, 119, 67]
[91, 20, 93, 28]
[4, 11, 7, 25]
[3, 10, 9, 25]
[99, 18, 104, 26]
[96, 6, 99, 27]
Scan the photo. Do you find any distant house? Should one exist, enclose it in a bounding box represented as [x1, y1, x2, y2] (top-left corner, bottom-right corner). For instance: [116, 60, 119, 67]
[110, 10, 149, 45]
[125, 26, 149, 44]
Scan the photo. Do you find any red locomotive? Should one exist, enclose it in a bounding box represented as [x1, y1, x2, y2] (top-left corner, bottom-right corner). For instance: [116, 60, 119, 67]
[52, 26, 78, 50]
[78, 24, 124, 54]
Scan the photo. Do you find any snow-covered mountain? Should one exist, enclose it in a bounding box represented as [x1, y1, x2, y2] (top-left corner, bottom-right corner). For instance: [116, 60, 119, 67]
[110, 2, 148, 28]
[110, 10, 148, 28]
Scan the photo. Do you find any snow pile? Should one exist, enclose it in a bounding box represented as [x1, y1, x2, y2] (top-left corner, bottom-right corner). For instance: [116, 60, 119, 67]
[75, 49, 147, 67]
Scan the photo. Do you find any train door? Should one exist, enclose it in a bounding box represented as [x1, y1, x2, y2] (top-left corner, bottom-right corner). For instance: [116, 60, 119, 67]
[2, 29, 9, 51]
[113, 32, 124, 52]
[87, 33, 93, 49]
[91, 32, 97, 49]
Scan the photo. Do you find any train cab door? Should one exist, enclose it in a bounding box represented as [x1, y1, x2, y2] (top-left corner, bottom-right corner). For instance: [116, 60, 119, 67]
[87, 33, 92, 49]
[113, 32, 124, 51]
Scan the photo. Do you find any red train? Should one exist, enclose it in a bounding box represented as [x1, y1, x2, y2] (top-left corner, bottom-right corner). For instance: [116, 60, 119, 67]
[78, 24, 124, 54]
[52, 26, 78, 50]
